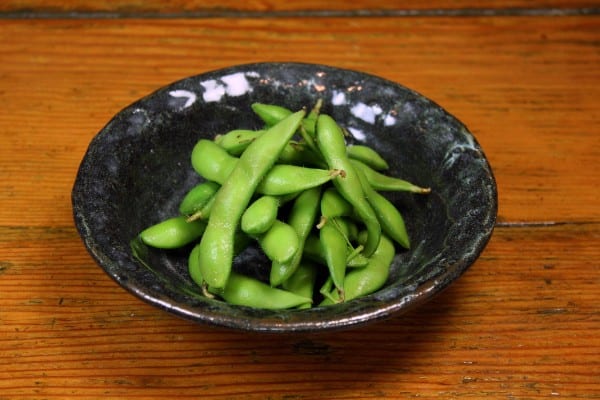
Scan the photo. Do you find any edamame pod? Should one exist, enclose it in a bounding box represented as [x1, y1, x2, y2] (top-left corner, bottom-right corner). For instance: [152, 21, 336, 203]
[281, 261, 318, 309]
[320, 187, 354, 219]
[252, 101, 322, 155]
[241, 195, 279, 235]
[350, 159, 431, 194]
[251, 103, 293, 127]
[195, 110, 305, 289]
[301, 234, 324, 264]
[316, 114, 381, 256]
[191, 139, 339, 196]
[188, 232, 255, 291]
[332, 217, 359, 243]
[140, 216, 206, 249]
[190, 243, 311, 309]
[210, 272, 313, 310]
[301, 98, 322, 137]
[188, 241, 204, 286]
[278, 141, 326, 168]
[191, 139, 237, 183]
[347, 144, 389, 171]
[252, 100, 322, 136]
[178, 181, 220, 216]
[321, 233, 395, 305]
[258, 220, 300, 264]
[355, 166, 411, 249]
[256, 165, 341, 196]
[346, 250, 369, 268]
[319, 218, 348, 295]
[215, 129, 265, 156]
[270, 186, 321, 287]
[302, 234, 367, 268]
[186, 192, 216, 222]
[319, 276, 337, 304]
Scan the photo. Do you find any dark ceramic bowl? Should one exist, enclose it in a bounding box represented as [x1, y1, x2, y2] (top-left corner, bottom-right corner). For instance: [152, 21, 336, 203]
[72, 62, 497, 332]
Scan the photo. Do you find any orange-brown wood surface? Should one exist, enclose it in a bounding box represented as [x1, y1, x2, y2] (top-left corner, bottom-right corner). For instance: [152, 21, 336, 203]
[1, 1, 598, 14]
[0, 2, 598, 399]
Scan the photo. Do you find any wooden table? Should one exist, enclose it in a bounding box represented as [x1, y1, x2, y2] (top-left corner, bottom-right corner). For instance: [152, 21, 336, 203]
[1, 1, 598, 398]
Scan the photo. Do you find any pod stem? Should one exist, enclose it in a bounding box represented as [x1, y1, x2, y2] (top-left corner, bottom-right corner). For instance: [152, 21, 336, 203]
[315, 215, 327, 229]
[186, 210, 204, 222]
[311, 98, 323, 116]
[201, 282, 216, 299]
[329, 169, 345, 179]
[346, 244, 364, 264]
[299, 125, 320, 154]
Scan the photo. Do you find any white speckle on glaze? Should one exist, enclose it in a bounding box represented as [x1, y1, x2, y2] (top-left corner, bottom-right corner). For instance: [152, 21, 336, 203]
[347, 126, 366, 141]
[221, 72, 251, 97]
[200, 79, 226, 102]
[246, 71, 260, 78]
[331, 91, 347, 106]
[168, 90, 197, 108]
[200, 73, 253, 102]
[350, 102, 381, 124]
[384, 114, 397, 126]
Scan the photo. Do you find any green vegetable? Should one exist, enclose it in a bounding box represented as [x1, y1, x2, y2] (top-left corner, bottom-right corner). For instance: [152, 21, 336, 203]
[193, 110, 305, 289]
[135, 101, 430, 309]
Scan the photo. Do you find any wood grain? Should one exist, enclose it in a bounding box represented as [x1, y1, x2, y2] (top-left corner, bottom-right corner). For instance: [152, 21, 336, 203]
[0, 8, 598, 400]
[0, 16, 598, 226]
[0, 224, 598, 398]
[1, 0, 598, 14]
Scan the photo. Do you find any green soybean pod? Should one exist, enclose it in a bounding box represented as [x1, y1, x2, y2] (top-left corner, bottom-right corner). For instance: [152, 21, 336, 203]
[355, 165, 411, 249]
[210, 271, 312, 310]
[241, 195, 280, 235]
[319, 218, 348, 295]
[350, 159, 431, 194]
[185, 191, 216, 222]
[281, 261, 318, 309]
[347, 144, 390, 171]
[189, 244, 311, 309]
[321, 232, 395, 305]
[316, 114, 381, 257]
[188, 232, 255, 296]
[187, 241, 205, 287]
[194, 110, 305, 289]
[258, 220, 300, 264]
[191, 139, 238, 183]
[319, 276, 339, 304]
[251, 101, 321, 154]
[301, 98, 323, 138]
[252, 100, 322, 138]
[191, 139, 339, 196]
[270, 186, 321, 287]
[302, 233, 366, 268]
[333, 217, 359, 243]
[301, 234, 323, 264]
[346, 250, 369, 268]
[256, 165, 341, 196]
[251, 103, 293, 127]
[140, 216, 206, 249]
[178, 181, 220, 216]
[278, 141, 326, 168]
[215, 129, 265, 156]
[320, 187, 354, 219]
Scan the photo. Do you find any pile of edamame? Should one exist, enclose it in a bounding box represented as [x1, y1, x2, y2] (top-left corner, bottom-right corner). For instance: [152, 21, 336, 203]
[134, 101, 430, 310]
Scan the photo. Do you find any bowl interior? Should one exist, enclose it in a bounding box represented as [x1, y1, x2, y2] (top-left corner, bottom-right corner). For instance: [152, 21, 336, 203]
[72, 62, 497, 332]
